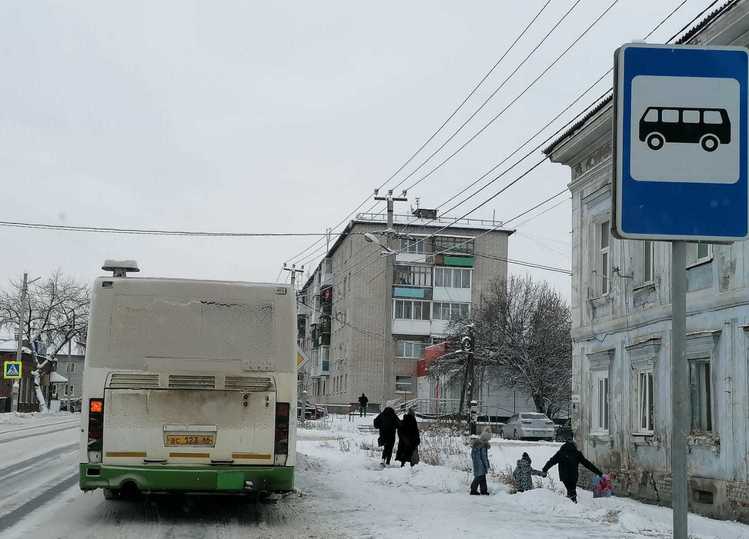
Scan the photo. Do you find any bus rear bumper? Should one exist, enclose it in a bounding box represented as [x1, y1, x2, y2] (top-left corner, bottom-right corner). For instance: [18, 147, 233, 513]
[79, 463, 294, 493]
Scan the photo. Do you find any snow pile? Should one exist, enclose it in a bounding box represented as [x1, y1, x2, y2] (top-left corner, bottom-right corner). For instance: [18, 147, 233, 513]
[297, 414, 749, 539]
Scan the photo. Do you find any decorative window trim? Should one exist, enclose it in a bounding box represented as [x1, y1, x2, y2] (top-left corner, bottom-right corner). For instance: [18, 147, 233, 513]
[587, 348, 613, 435]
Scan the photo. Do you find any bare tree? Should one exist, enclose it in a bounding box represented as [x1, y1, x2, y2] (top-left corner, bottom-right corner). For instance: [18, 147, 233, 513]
[473, 275, 571, 418]
[433, 276, 571, 419]
[0, 271, 90, 410]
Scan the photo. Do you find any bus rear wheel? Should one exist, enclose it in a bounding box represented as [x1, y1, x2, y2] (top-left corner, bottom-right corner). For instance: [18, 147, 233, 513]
[646, 133, 664, 151]
[701, 134, 719, 152]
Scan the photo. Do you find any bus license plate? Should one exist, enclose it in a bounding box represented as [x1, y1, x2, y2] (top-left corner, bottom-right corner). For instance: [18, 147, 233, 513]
[165, 434, 216, 447]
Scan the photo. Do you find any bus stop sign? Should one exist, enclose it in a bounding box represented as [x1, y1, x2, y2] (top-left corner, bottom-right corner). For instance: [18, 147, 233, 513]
[613, 43, 749, 242]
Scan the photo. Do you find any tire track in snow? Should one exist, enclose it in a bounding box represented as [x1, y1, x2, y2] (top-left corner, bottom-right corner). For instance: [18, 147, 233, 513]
[0, 442, 78, 480]
[0, 418, 79, 436]
[0, 473, 78, 534]
[0, 423, 78, 444]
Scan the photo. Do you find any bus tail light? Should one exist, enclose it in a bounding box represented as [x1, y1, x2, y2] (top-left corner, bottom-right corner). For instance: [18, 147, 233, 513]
[88, 398, 104, 463]
[274, 402, 290, 466]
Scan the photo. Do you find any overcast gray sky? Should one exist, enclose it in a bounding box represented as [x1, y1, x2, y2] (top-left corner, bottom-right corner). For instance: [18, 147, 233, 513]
[0, 0, 711, 298]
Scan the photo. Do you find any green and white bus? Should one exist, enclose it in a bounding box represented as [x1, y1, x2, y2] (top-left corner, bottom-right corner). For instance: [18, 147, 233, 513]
[80, 262, 296, 498]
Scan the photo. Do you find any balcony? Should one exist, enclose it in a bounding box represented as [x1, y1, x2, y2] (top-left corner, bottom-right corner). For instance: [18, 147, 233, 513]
[392, 319, 431, 336]
[432, 287, 471, 302]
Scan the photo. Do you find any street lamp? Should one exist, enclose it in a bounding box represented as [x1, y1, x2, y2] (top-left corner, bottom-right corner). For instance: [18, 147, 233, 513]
[363, 233, 396, 256]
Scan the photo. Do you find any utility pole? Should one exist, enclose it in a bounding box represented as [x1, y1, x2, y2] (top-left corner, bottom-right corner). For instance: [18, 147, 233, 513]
[12, 273, 29, 413]
[283, 263, 306, 423]
[373, 189, 407, 407]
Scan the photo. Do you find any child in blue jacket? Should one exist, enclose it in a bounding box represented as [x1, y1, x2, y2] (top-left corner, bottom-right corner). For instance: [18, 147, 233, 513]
[470, 428, 492, 495]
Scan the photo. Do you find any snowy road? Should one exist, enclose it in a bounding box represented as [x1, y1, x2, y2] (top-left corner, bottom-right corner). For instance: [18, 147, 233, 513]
[1, 413, 748, 539]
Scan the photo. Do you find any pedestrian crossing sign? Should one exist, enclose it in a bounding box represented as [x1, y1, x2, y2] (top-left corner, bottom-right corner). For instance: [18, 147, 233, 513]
[3, 360, 22, 380]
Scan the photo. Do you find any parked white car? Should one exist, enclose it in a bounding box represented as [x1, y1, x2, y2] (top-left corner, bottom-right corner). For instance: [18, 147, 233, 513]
[500, 412, 555, 441]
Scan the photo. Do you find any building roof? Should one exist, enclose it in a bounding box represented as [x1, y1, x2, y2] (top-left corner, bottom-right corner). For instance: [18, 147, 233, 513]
[543, 0, 740, 156]
[300, 213, 514, 291]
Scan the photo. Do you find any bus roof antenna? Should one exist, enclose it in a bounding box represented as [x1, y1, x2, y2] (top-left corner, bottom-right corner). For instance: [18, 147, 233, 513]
[102, 259, 140, 277]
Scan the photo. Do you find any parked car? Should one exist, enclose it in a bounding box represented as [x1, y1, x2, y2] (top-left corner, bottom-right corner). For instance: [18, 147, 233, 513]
[555, 421, 573, 442]
[499, 412, 555, 441]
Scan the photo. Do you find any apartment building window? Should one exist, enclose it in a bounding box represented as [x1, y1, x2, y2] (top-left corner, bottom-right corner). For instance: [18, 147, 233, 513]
[433, 236, 474, 255]
[687, 242, 712, 267]
[599, 221, 610, 295]
[637, 371, 654, 433]
[689, 359, 713, 432]
[592, 370, 609, 433]
[394, 265, 432, 287]
[434, 267, 471, 288]
[397, 340, 425, 359]
[433, 302, 470, 321]
[643, 241, 654, 283]
[400, 237, 425, 254]
[396, 376, 414, 393]
[393, 299, 431, 320]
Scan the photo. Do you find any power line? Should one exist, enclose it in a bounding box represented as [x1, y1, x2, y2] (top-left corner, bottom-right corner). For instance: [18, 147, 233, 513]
[398, 0, 619, 194]
[0, 220, 371, 238]
[283, 2, 554, 267]
[287, 0, 690, 273]
[474, 252, 571, 275]
[385, 0, 572, 193]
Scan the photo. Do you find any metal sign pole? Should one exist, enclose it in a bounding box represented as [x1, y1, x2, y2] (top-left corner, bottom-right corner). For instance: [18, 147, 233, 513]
[671, 241, 688, 538]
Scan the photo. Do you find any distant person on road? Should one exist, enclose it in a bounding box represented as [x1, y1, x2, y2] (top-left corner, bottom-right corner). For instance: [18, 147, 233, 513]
[541, 438, 602, 503]
[512, 452, 544, 492]
[469, 428, 492, 495]
[395, 408, 421, 467]
[373, 406, 400, 466]
[358, 393, 369, 417]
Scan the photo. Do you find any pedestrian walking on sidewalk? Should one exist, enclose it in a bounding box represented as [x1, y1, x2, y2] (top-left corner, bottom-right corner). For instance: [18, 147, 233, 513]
[541, 439, 602, 503]
[395, 408, 420, 467]
[373, 406, 400, 466]
[470, 428, 492, 495]
[358, 393, 369, 417]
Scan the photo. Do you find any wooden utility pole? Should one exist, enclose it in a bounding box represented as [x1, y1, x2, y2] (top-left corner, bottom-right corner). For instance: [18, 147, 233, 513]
[283, 264, 306, 423]
[373, 189, 407, 406]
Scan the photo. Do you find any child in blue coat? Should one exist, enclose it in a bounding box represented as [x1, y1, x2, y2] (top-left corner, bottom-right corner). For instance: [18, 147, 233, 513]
[470, 428, 492, 495]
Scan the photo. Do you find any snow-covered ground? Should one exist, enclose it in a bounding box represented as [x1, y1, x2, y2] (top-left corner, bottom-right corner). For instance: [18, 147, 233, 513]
[1, 413, 747, 538]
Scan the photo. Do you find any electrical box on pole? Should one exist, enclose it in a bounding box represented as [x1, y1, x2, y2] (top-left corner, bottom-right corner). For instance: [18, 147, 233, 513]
[613, 42, 749, 539]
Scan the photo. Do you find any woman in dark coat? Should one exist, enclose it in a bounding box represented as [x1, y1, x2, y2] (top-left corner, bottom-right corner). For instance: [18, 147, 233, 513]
[541, 440, 602, 502]
[395, 408, 421, 467]
[373, 406, 400, 466]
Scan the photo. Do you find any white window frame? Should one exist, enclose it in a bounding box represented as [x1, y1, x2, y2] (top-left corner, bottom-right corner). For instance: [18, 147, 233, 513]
[395, 375, 414, 393]
[591, 370, 610, 433]
[636, 370, 655, 433]
[432, 302, 470, 321]
[397, 340, 426, 359]
[393, 299, 431, 321]
[599, 221, 610, 296]
[434, 267, 472, 289]
[400, 237, 425, 254]
[686, 242, 713, 268]
[642, 240, 654, 284]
